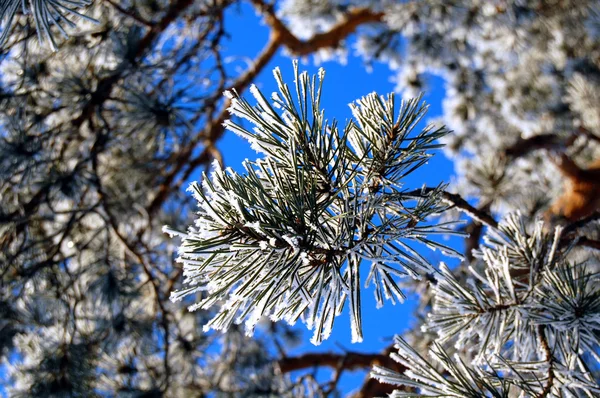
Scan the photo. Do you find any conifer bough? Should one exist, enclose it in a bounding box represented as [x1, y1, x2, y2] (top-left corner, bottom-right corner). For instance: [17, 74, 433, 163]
[165, 61, 456, 345]
[0, 0, 95, 50]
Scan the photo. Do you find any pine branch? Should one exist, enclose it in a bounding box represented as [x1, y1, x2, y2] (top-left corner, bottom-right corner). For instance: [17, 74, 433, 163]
[72, 0, 196, 127]
[147, 21, 281, 215]
[250, 0, 384, 56]
[503, 133, 570, 159]
[561, 211, 600, 236]
[578, 126, 600, 144]
[463, 218, 485, 262]
[89, 131, 173, 392]
[167, 63, 451, 344]
[0, 0, 96, 50]
[278, 346, 404, 398]
[501, 126, 598, 160]
[278, 350, 402, 374]
[147, 3, 386, 215]
[577, 237, 600, 251]
[536, 325, 555, 398]
[500, 129, 600, 223]
[404, 187, 498, 229]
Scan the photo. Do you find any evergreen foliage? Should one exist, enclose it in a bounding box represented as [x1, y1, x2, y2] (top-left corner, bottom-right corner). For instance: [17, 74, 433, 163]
[1, 0, 600, 397]
[166, 62, 453, 345]
[0, 0, 95, 49]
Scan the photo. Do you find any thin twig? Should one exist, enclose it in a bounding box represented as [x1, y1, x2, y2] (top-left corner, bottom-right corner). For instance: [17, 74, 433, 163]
[104, 0, 153, 26]
[561, 212, 600, 236]
[278, 350, 401, 374]
[403, 188, 498, 229]
[536, 325, 555, 398]
[577, 237, 600, 251]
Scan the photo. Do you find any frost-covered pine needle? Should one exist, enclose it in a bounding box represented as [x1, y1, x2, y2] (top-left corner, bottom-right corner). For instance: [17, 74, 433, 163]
[166, 61, 453, 345]
[0, 0, 97, 50]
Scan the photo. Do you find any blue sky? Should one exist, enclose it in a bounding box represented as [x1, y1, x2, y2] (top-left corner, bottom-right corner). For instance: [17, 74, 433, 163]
[216, 3, 455, 394]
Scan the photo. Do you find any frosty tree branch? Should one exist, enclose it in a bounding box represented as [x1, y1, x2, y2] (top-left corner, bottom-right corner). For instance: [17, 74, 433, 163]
[147, 1, 386, 215]
[167, 62, 454, 345]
